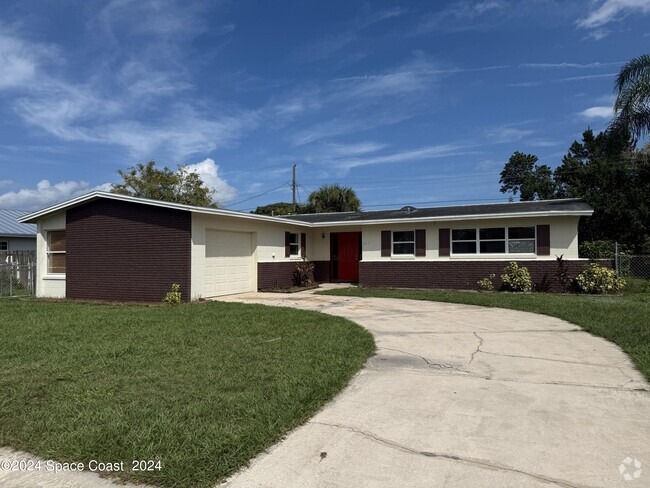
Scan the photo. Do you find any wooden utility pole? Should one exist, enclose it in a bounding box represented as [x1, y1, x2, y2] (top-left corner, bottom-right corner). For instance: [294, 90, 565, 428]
[292, 163, 297, 212]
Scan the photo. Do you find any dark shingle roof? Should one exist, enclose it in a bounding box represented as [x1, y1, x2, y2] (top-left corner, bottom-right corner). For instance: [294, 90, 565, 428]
[0, 209, 37, 236]
[282, 199, 593, 224]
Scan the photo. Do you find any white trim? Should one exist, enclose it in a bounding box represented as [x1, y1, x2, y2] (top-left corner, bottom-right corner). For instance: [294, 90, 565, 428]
[19, 191, 310, 226]
[18, 191, 594, 227]
[391, 230, 415, 257]
[288, 232, 301, 257]
[43, 274, 66, 280]
[451, 225, 537, 257]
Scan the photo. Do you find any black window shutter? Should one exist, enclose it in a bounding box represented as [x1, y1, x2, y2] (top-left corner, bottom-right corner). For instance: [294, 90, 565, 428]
[285, 232, 290, 258]
[536, 225, 550, 255]
[415, 229, 426, 257]
[301, 232, 306, 258]
[439, 228, 450, 257]
[381, 231, 391, 257]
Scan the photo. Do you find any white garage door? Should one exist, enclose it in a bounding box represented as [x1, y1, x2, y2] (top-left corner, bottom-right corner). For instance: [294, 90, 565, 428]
[204, 230, 254, 297]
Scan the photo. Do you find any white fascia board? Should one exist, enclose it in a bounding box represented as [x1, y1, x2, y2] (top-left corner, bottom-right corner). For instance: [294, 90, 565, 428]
[19, 190, 592, 228]
[19, 191, 311, 227]
[306, 210, 593, 227]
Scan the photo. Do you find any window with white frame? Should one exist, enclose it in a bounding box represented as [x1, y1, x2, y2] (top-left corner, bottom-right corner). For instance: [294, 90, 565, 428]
[451, 229, 477, 254]
[47, 230, 66, 274]
[451, 226, 536, 255]
[289, 232, 300, 256]
[392, 231, 415, 255]
[0, 241, 7, 251]
[508, 227, 536, 253]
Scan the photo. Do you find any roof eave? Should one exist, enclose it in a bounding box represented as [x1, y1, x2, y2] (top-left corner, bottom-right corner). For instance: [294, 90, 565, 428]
[18, 191, 311, 226]
[306, 210, 593, 227]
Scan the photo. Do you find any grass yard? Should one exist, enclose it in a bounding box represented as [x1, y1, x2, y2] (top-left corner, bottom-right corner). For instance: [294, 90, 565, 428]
[318, 282, 650, 382]
[0, 299, 374, 487]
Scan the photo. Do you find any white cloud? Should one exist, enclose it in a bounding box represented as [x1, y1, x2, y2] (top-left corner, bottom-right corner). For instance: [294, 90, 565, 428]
[0, 180, 111, 211]
[0, 179, 13, 188]
[0, 31, 58, 90]
[579, 106, 613, 119]
[184, 158, 238, 204]
[417, 0, 508, 34]
[519, 61, 621, 69]
[330, 144, 476, 172]
[484, 126, 534, 143]
[577, 0, 650, 29]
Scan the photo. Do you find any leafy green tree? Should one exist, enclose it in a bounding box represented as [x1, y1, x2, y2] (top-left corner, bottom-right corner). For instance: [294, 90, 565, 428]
[554, 129, 649, 250]
[610, 54, 650, 141]
[499, 152, 556, 201]
[111, 161, 217, 207]
[307, 184, 361, 213]
[253, 202, 307, 216]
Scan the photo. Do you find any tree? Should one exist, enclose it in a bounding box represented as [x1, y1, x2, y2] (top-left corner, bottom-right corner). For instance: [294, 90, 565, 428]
[253, 202, 307, 216]
[307, 184, 361, 213]
[610, 54, 650, 141]
[499, 152, 556, 201]
[111, 161, 217, 207]
[553, 129, 649, 250]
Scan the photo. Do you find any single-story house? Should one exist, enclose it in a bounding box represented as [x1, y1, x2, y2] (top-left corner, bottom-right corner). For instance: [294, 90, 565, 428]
[19, 191, 595, 302]
[0, 209, 37, 253]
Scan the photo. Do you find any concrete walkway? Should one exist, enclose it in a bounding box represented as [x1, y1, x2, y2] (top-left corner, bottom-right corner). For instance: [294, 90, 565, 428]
[1, 289, 647, 487]
[219, 287, 649, 488]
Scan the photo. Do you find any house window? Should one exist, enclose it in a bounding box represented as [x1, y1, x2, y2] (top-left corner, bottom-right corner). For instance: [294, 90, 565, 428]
[392, 231, 415, 255]
[451, 227, 536, 255]
[289, 232, 300, 256]
[47, 230, 66, 274]
[0, 241, 7, 251]
[452, 229, 477, 254]
[508, 227, 536, 253]
[479, 228, 505, 253]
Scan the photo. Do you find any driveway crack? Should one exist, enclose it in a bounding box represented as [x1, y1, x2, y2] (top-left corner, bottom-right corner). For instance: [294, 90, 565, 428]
[310, 421, 593, 488]
[469, 332, 484, 363]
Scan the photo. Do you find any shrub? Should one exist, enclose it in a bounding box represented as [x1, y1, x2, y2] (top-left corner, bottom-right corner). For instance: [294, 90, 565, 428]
[163, 283, 182, 304]
[555, 254, 572, 292]
[292, 258, 315, 287]
[501, 261, 532, 292]
[575, 264, 625, 294]
[579, 240, 617, 260]
[477, 274, 495, 291]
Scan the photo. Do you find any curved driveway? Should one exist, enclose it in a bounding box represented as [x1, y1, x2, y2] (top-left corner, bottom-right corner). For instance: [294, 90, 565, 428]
[220, 288, 649, 488]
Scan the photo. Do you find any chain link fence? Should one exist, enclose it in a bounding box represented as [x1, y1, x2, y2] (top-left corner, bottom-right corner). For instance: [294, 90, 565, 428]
[0, 251, 36, 297]
[614, 243, 650, 281]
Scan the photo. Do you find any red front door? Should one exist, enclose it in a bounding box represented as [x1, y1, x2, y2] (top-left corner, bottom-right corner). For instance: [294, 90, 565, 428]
[337, 232, 361, 282]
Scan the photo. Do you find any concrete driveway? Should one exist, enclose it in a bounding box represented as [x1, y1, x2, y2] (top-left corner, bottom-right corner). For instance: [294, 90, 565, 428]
[219, 288, 649, 488]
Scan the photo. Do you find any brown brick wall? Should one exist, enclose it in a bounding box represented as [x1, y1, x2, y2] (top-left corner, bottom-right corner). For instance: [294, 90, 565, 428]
[66, 199, 191, 302]
[258, 260, 330, 290]
[359, 260, 612, 292]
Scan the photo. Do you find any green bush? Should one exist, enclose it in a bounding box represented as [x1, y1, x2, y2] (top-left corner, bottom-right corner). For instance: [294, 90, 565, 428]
[477, 274, 495, 291]
[163, 283, 182, 304]
[579, 240, 617, 259]
[501, 261, 532, 292]
[575, 264, 625, 294]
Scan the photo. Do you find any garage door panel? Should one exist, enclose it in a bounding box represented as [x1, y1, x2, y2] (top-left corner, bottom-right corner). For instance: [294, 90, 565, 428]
[204, 230, 254, 297]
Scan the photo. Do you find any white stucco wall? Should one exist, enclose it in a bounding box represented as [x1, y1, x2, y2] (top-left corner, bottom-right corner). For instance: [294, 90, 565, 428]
[191, 213, 309, 299]
[360, 216, 580, 261]
[36, 212, 66, 298]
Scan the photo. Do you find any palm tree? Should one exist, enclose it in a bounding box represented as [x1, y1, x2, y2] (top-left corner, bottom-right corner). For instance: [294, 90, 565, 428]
[307, 184, 361, 213]
[610, 54, 650, 141]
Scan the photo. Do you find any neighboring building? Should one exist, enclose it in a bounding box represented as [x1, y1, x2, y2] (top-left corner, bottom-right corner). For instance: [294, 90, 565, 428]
[19, 191, 594, 301]
[0, 209, 37, 253]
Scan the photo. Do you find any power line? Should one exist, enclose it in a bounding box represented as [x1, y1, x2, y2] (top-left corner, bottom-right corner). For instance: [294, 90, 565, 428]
[224, 183, 290, 209]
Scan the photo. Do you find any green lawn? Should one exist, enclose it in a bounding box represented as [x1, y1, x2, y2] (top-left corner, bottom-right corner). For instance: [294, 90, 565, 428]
[317, 283, 650, 382]
[0, 299, 374, 487]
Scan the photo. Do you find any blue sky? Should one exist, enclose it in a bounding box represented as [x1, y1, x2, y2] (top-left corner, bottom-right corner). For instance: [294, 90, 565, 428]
[0, 0, 648, 211]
